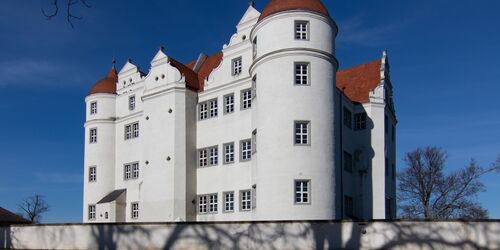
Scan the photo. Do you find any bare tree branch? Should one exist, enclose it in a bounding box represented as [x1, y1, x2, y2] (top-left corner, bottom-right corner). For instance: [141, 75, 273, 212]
[18, 194, 50, 223]
[41, 0, 91, 28]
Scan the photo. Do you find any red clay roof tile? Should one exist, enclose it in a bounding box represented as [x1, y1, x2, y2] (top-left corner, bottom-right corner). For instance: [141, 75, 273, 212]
[88, 68, 118, 96]
[259, 0, 330, 22]
[336, 59, 382, 103]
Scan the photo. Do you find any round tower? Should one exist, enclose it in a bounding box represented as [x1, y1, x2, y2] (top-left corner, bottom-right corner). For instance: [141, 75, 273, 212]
[250, 0, 338, 220]
[83, 65, 117, 222]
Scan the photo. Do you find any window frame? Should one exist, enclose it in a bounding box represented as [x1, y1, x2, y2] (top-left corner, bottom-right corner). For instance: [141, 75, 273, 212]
[240, 89, 252, 110]
[199, 99, 218, 120]
[88, 204, 96, 221]
[124, 122, 140, 140]
[223, 142, 235, 165]
[124, 162, 139, 181]
[198, 194, 218, 214]
[89, 128, 97, 144]
[294, 121, 311, 146]
[232, 57, 243, 76]
[240, 139, 252, 162]
[198, 195, 208, 214]
[294, 62, 310, 86]
[354, 113, 367, 131]
[90, 101, 97, 115]
[131, 202, 139, 219]
[294, 20, 310, 40]
[198, 146, 218, 168]
[223, 93, 235, 115]
[240, 190, 252, 211]
[294, 179, 311, 205]
[89, 166, 97, 182]
[223, 191, 235, 213]
[129, 95, 136, 111]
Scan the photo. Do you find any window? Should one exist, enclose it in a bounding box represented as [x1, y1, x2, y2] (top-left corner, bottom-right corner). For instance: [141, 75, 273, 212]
[241, 89, 252, 110]
[199, 146, 218, 167]
[198, 195, 207, 214]
[129, 96, 136, 111]
[295, 180, 310, 204]
[344, 195, 353, 218]
[224, 192, 234, 212]
[199, 99, 218, 120]
[294, 121, 310, 145]
[89, 166, 97, 182]
[344, 151, 353, 173]
[105, 212, 108, 219]
[89, 128, 97, 144]
[240, 190, 251, 211]
[252, 129, 257, 154]
[223, 143, 235, 164]
[124, 162, 139, 180]
[240, 139, 252, 161]
[343, 107, 352, 129]
[295, 63, 309, 85]
[224, 94, 234, 114]
[354, 113, 367, 130]
[131, 202, 139, 219]
[88, 205, 96, 221]
[295, 21, 309, 40]
[90, 102, 97, 115]
[232, 57, 242, 75]
[209, 194, 218, 213]
[125, 122, 139, 140]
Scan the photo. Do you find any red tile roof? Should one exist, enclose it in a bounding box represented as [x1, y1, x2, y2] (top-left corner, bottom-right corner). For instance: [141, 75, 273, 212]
[0, 207, 30, 224]
[169, 58, 201, 91]
[196, 52, 223, 91]
[170, 52, 223, 92]
[259, 0, 330, 22]
[88, 68, 118, 96]
[336, 59, 382, 103]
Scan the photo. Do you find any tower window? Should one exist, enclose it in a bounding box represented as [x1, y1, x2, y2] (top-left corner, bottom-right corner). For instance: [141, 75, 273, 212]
[129, 95, 136, 111]
[89, 166, 97, 182]
[294, 121, 310, 145]
[88, 205, 96, 221]
[89, 128, 97, 144]
[224, 192, 234, 212]
[294, 63, 309, 85]
[232, 57, 242, 75]
[131, 202, 139, 219]
[343, 107, 352, 129]
[199, 99, 218, 120]
[240, 139, 252, 161]
[241, 89, 252, 110]
[224, 94, 234, 114]
[354, 113, 367, 130]
[295, 21, 309, 40]
[295, 180, 310, 204]
[90, 102, 97, 115]
[240, 190, 252, 211]
[125, 122, 139, 140]
[223, 142, 235, 164]
[344, 151, 353, 173]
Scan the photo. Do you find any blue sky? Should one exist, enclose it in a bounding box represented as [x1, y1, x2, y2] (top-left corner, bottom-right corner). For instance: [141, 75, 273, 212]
[0, 0, 499, 223]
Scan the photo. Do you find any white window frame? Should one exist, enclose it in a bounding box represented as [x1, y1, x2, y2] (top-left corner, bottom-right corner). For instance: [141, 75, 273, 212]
[294, 62, 310, 85]
[89, 166, 97, 182]
[223, 142, 235, 164]
[232, 57, 242, 75]
[125, 122, 139, 140]
[240, 139, 252, 161]
[198, 146, 218, 167]
[198, 195, 208, 214]
[240, 190, 252, 211]
[223, 192, 235, 213]
[199, 99, 217, 120]
[354, 113, 367, 130]
[89, 128, 97, 144]
[132, 162, 139, 179]
[131, 202, 139, 219]
[295, 20, 309, 40]
[129, 95, 136, 111]
[295, 180, 311, 205]
[124, 164, 132, 180]
[294, 121, 311, 145]
[90, 102, 97, 115]
[208, 194, 218, 213]
[199, 102, 208, 120]
[209, 99, 218, 118]
[88, 204, 96, 221]
[241, 89, 252, 110]
[224, 94, 235, 114]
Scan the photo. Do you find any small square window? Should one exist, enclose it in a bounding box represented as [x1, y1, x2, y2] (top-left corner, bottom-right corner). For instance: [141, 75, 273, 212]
[129, 96, 136, 111]
[88, 204, 96, 221]
[294, 121, 310, 145]
[232, 57, 242, 75]
[295, 63, 309, 85]
[241, 89, 252, 110]
[354, 113, 367, 130]
[224, 192, 234, 212]
[344, 151, 353, 173]
[295, 180, 310, 204]
[89, 128, 97, 144]
[223, 142, 235, 164]
[90, 102, 97, 115]
[224, 94, 234, 114]
[343, 107, 352, 129]
[131, 202, 139, 219]
[240, 190, 252, 211]
[89, 166, 97, 182]
[295, 21, 309, 40]
[240, 139, 252, 161]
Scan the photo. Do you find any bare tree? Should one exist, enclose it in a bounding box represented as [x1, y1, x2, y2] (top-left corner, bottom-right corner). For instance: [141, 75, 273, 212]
[42, 0, 91, 28]
[398, 147, 500, 220]
[18, 194, 50, 223]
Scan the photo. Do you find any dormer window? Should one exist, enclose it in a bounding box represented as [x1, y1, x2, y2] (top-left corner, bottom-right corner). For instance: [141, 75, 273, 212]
[295, 21, 309, 40]
[232, 57, 242, 75]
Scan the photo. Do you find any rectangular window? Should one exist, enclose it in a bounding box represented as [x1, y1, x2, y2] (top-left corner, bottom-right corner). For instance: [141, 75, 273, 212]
[343, 107, 352, 129]
[89, 128, 97, 144]
[199, 148, 208, 167]
[354, 113, 367, 130]
[199, 146, 218, 167]
[224, 94, 234, 114]
[232, 57, 242, 75]
[241, 89, 252, 110]
[209, 146, 218, 166]
[90, 102, 97, 115]
[344, 195, 353, 218]
[124, 164, 131, 180]
[131, 202, 139, 219]
[295, 63, 309, 85]
[88, 205, 96, 221]
[295, 21, 309, 40]
[240, 190, 252, 211]
[295, 180, 310, 204]
[224, 192, 234, 212]
[89, 166, 97, 182]
[198, 195, 208, 214]
[132, 162, 139, 179]
[199, 99, 217, 120]
[344, 151, 353, 173]
[223, 142, 235, 164]
[252, 129, 257, 154]
[129, 95, 136, 111]
[294, 121, 310, 145]
[125, 122, 139, 140]
[209, 194, 218, 213]
[240, 139, 252, 161]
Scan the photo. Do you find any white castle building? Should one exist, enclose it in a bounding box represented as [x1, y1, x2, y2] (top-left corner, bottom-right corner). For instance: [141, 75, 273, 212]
[83, 0, 397, 223]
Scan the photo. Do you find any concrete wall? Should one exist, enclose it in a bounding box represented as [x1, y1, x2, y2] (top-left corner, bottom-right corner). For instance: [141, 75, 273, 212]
[1, 221, 499, 250]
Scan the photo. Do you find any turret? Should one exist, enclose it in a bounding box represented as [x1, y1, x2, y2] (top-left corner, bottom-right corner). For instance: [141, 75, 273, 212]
[249, 0, 339, 220]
